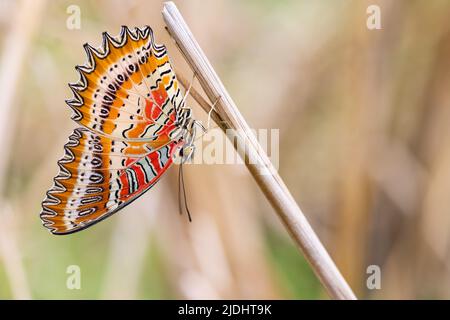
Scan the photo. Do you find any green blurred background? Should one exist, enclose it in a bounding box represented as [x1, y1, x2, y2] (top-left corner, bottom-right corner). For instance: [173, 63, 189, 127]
[0, 0, 449, 299]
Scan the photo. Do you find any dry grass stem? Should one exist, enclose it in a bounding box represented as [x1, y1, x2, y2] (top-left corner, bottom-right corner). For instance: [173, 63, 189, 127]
[162, 1, 356, 300]
[0, 0, 46, 299]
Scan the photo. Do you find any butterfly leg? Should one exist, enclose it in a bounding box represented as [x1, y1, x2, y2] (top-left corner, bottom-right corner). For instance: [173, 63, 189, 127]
[193, 95, 221, 135]
[206, 95, 221, 132]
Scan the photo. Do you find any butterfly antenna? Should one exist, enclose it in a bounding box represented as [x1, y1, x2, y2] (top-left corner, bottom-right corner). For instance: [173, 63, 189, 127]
[177, 152, 192, 222]
[178, 159, 183, 217]
[180, 71, 196, 108]
[180, 160, 192, 222]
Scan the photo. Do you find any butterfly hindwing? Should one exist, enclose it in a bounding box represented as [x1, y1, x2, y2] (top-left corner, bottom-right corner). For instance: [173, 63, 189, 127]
[41, 128, 179, 234]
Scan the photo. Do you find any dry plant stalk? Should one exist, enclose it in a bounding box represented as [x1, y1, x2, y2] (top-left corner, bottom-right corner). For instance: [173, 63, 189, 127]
[162, 1, 356, 300]
[0, 0, 46, 299]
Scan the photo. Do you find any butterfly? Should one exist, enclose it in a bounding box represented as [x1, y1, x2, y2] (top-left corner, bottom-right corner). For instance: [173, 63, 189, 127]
[41, 26, 199, 234]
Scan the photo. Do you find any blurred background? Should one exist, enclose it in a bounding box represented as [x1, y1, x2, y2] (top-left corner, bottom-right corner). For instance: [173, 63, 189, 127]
[0, 0, 449, 299]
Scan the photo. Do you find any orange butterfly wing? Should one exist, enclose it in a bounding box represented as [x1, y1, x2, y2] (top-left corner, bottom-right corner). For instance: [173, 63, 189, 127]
[41, 26, 186, 234]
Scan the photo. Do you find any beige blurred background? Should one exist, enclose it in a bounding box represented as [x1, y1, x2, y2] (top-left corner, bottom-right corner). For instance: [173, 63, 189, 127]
[0, 0, 449, 299]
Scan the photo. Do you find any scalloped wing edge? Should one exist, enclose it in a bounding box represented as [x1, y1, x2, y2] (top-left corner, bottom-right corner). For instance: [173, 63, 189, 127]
[66, 26, 166, 123]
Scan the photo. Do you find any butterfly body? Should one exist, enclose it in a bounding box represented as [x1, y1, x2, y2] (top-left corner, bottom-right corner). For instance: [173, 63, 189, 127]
[41, 26, 195, 234]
